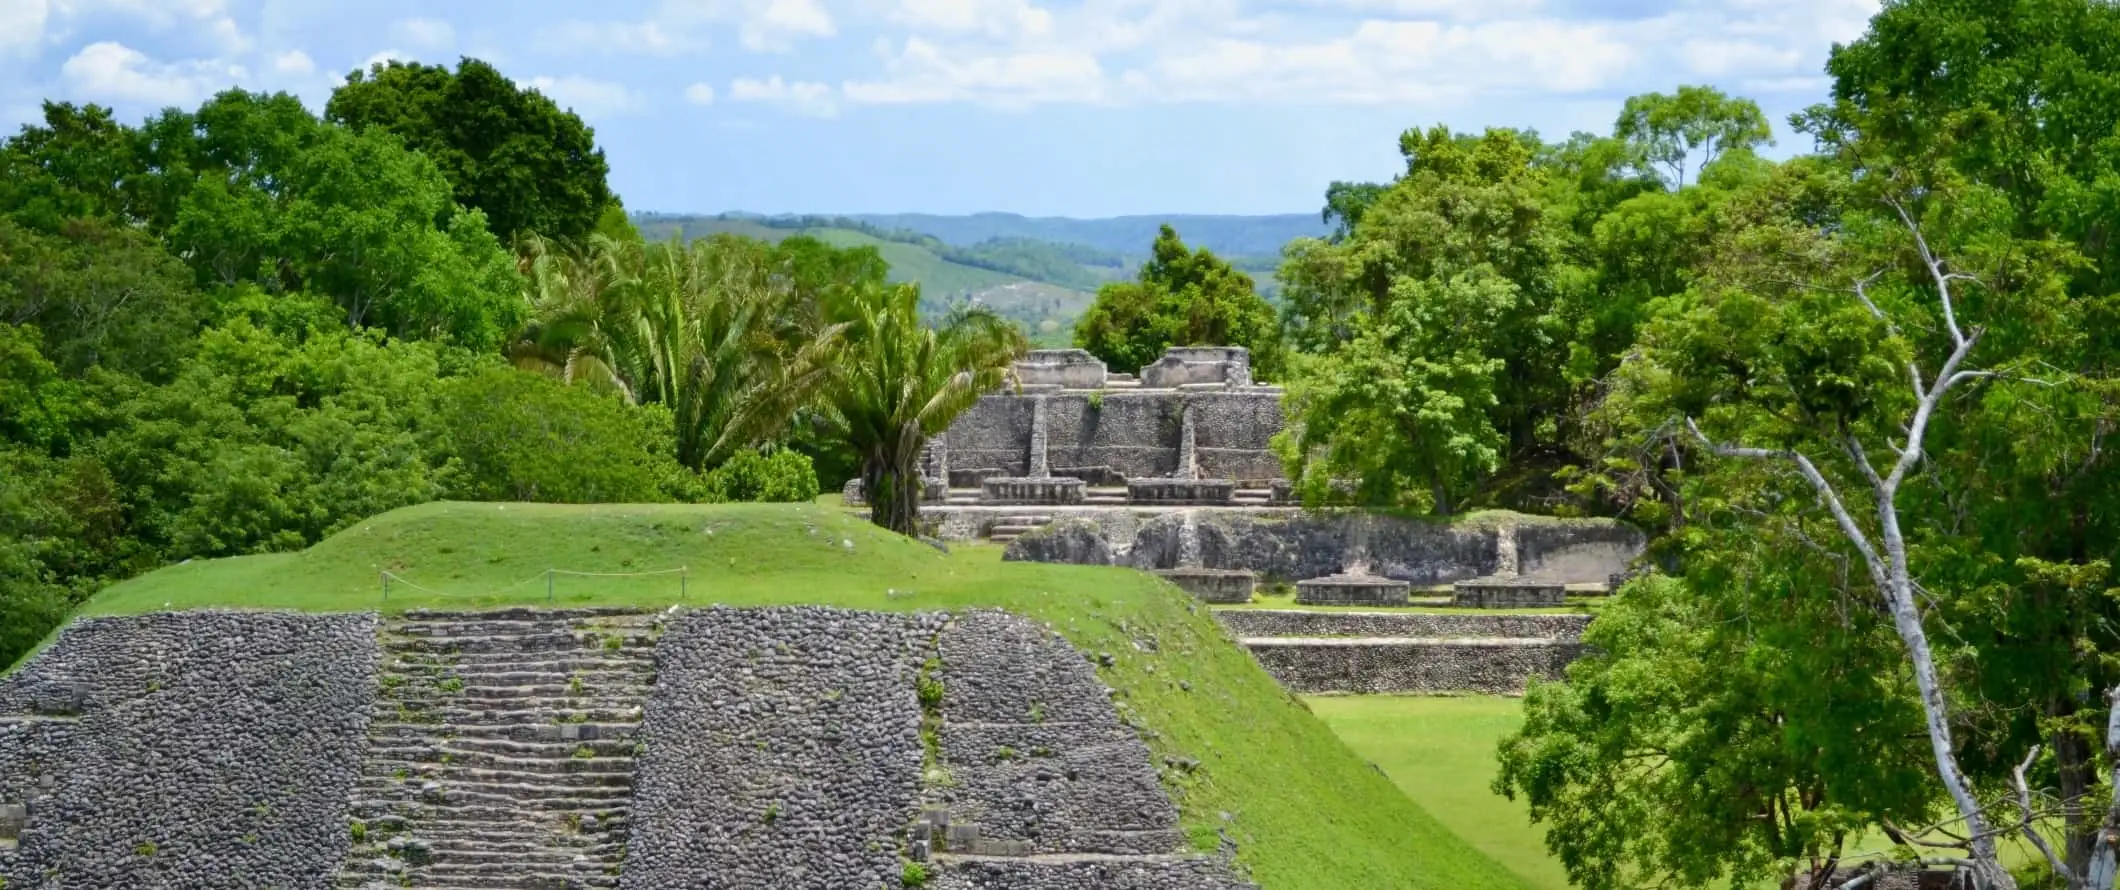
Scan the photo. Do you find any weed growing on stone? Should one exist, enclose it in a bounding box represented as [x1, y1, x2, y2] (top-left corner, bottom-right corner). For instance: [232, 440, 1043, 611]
[900, 860, 930, 887]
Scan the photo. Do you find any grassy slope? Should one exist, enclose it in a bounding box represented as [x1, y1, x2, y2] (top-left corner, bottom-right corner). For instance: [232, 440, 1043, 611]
[70, 501, 1531, 890]
[1308, 696, 1570, 890]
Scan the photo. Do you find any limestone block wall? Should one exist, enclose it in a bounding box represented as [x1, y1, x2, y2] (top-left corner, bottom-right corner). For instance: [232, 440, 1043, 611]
[943, 390, 1286, 486]
[1244, 639, 1582, 695]
[1516, 522, 1650, 582]
[1215, 610, 1593, 642]
[0, 611, 377, 890]
[929, 611, 1189, 856]
[2, 607, 1247, 890]
[1128, 511, 1499, 584]
[619, 607, 940, 890]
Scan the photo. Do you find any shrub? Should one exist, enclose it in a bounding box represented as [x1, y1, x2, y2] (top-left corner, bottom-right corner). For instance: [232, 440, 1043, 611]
[438, 366, 681, 504]
[700, 448, 820, 503]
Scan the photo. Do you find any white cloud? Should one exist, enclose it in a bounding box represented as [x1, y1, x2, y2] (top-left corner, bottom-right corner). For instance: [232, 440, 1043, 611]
[535, 19, 700, 55]
[392, 17, 455, 50]
[739, 0, 837, 52]
[891, 0, 1052, 41]
[528, 74, 645, 118]
[683, 81, 717, 104]
[728, 74, 837, 116]
[270, 48, 314, 77]
[843, 37, 1104, 108]
[55, 0, 248, 52]
[59, 40, 245, 106]
[0, 0, 49, 58]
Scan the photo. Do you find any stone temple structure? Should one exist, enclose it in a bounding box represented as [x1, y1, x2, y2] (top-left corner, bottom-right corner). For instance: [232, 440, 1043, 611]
[847, 346, 1289, 518]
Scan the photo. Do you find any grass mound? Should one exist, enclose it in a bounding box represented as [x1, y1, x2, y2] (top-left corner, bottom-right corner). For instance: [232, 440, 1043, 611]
[64, 501, 1531, 890]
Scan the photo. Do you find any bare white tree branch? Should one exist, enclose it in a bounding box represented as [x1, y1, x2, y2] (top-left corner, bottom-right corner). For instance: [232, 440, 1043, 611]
[2010, 745, 2074, 885]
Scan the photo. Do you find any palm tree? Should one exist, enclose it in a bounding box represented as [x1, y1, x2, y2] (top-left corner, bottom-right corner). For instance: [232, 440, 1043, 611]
[824, 283, 1025, 535]
[511, 233, 843, 472]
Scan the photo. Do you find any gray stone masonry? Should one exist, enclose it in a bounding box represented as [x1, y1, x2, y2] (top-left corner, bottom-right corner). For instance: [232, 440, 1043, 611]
[1215, 610, 1592, 642]
[1153, 569, 1257, 604]
[982, 477, 1088, 505]
[335, 607, 659, 890]
[994, 508, 1644, 590]
[1015, 349, 1109, 389]
[1140, 347, 1253, 389]
[4, 607, 1249, 890]
[0, 611, 377, 890]
[1294, 574, 1411, 607]
[619, 607, 939, 890]
[1243, 638, 1582, 695]
[1452, 580, 1568, 608]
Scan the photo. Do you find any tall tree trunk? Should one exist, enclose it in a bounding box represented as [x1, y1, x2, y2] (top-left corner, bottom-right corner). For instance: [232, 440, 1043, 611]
[863, 448, 923, 537]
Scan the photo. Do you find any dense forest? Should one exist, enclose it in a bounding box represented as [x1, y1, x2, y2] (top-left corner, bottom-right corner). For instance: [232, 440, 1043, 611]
[4, 0, 2120, 885]
[0, 58, 1022, 670]
[1063, 1, 2120, 885]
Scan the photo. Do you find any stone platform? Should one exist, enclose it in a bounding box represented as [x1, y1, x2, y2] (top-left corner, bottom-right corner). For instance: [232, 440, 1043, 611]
[1452, 578, 1567, 608]
[1152, 568, 1256, 604]
[1294, 573, 1411, 607]
[1239, 636, 1582, 695]
[1126, 478, 1237, 505]
[979, 477, 1086, 505]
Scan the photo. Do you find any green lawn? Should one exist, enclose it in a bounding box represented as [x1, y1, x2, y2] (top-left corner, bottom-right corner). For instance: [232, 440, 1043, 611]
[1308, 695, 1572, 890]
[57, 500, 1534, 890]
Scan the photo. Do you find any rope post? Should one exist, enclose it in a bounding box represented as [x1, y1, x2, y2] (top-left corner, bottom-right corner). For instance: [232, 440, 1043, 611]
[680, 566, 688, 601]
[546, 568, 555, 604]
[380, 571, 388, 602]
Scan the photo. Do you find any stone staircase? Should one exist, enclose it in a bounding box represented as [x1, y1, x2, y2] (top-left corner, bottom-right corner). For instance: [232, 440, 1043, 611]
[335, 608, 660, 890]
[1217, 610, 1589, 695]
[1231, 487, 1275, 506]
[944, 488, 982, 506]
[986, 514, 1056, 543]
[1083, 486, 1129, 505]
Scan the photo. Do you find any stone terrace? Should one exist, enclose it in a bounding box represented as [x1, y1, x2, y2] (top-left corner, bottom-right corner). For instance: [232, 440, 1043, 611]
[336, 608, 660, 890]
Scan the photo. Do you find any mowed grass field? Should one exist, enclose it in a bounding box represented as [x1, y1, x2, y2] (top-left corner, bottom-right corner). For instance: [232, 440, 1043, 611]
[1307, 696, 1572, 890]
[52, 500, 1537, 890]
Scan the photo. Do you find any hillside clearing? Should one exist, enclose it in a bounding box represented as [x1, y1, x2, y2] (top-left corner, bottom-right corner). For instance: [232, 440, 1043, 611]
[63, 500, 1534, 890]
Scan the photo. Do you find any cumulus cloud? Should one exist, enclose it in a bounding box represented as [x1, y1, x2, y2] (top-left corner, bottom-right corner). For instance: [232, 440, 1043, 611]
[528, 74, 645, 118]
[739, 0, 837, 52]
[535, 19, 700, 56]
[890, 0, 1052, 41]
[683, 81, 717, 104]
[59, 41, 246, 106]
[392, 17, 455, 50]
[0, 0, 49, 58]
[843, 37, 1104, 108]
[270, 48, 314, 77]
[728, 74, 837, 116]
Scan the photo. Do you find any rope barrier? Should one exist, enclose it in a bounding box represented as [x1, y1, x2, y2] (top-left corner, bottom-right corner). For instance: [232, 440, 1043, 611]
[380, 565, 690, 604]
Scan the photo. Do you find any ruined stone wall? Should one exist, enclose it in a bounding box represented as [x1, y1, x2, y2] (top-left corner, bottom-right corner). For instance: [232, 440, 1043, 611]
[1244, 639, 1582, 695]
[1215, 610, 1592, 642]
[619, 607, 939, 890]
[2, 607, 1247, 890]
[1516, 522, 1649, 582]
[0, 612, 377, 890]
[944, 389, 1285, 486]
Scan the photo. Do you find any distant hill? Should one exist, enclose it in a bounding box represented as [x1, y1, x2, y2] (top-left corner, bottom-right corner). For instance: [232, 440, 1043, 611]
[630, 211, 1325, 344]
[838, 212, 1330, 257]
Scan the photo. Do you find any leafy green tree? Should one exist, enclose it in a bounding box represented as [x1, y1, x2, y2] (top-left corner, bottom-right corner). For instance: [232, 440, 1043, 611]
[0, 217, 209, 380]
[825, 288, 1024, 534]
[0, 102, 146, 231]
[1072, 224, 1283, 379]
[1498, 563, 1938, 890]
[512, 233, 843, 472]
[1276, 127, 1578, 512]
[699, 448, 820, 503]
[326, 58, 615, 243]
[1613, 85, 1773, 188]
[439, 366, 687, 504]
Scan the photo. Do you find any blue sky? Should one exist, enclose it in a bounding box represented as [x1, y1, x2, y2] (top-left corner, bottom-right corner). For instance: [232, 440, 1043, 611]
[0, 0, 1881, 217]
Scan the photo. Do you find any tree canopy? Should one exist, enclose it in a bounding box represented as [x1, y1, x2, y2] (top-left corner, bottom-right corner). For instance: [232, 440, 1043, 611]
[1073, 224, 1283, 380]
[327, 57, 616, 244]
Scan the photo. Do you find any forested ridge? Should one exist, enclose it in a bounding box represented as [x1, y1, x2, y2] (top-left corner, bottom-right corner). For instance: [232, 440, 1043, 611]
[5, 0, 2120, 885]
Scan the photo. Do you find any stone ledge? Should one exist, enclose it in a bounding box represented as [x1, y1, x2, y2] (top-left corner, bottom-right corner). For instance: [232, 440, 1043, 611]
[980, 477, 1087, 505]
[1125, 479, 1236, 505]
[1152, 569, 1255, 604]
[1294, 574, 1410, 607]
[1241, 636, 1584, 695]
[1215, 609, 1591, 640]
[1451, 579, 1567, 608]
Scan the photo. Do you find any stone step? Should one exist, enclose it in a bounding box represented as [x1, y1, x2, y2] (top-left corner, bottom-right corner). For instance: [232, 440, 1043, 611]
[385, 634, 657, 655]
[356, 803, 631, 826]
[380, 682, 653, 701]
[362, 750, 637, 774]
[1240, 635, 1583, 695]
[376, 704, 646, 722]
